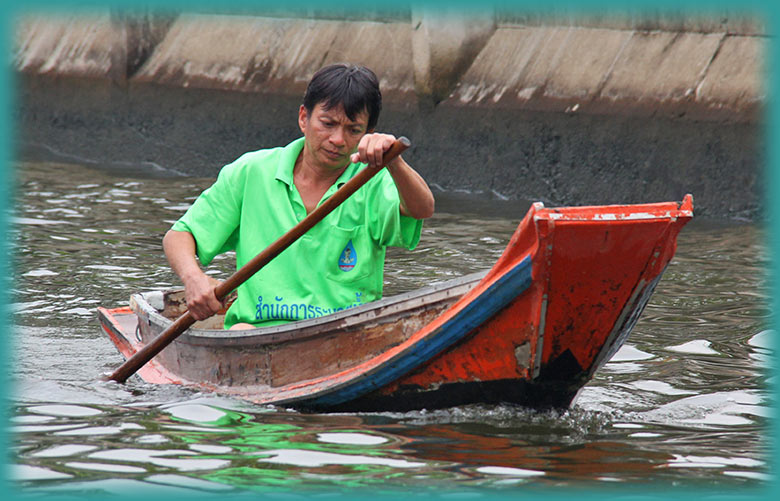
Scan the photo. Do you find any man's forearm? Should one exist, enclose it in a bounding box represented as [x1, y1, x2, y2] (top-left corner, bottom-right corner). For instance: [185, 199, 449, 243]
[387, 157, 435, 219]
[162, 230, 203, 285]
[351, 133, 435, 219]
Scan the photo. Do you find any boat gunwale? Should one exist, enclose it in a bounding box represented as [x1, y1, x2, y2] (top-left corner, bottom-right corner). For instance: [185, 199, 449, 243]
[533, 196, 694, 221]
[132, 269, 488, 347]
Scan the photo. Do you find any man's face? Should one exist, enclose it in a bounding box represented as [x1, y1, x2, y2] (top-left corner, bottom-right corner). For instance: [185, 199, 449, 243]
[299, 102, 371, 171]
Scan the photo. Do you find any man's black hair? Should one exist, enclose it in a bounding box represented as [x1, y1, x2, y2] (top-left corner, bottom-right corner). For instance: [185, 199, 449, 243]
[303, 64, 382, 131]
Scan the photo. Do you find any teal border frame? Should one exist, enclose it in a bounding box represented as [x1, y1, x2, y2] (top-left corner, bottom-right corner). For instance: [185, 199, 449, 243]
[1, 1, 775, 500]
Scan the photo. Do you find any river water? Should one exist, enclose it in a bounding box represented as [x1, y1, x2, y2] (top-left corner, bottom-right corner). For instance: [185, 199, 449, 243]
[8, 159, 772, 497]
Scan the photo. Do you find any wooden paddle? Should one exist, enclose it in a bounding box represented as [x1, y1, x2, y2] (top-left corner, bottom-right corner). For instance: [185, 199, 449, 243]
[106, 136, 411, 383]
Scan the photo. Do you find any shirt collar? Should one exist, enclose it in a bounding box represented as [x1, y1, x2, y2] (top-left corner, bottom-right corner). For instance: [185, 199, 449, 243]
[275, 137, 364, 194]
[275, 137, 305, 187]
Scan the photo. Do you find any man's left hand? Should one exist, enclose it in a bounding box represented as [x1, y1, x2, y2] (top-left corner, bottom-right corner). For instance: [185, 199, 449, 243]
[350, 133, 400, 168]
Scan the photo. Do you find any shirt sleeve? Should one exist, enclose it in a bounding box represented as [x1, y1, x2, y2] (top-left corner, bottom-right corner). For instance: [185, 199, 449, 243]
[170, 159, 244, 266]
[370, 170, 423, 250]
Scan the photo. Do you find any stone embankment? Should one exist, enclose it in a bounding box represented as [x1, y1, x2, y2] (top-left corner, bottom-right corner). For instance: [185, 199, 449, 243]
[14, 10, 765, 219]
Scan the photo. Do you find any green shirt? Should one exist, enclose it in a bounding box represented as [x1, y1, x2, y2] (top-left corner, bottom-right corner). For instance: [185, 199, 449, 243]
[171, 137, 423, 329]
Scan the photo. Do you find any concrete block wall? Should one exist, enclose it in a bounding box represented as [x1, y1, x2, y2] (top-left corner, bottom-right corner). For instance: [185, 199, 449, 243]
[13, 10, 766, 220]
[449, 25, 762, 121]
[13, 11, 765, 121]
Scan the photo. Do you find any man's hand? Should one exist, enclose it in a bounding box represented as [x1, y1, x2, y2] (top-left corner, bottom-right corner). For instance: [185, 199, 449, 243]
[163, 229, 224, 321]
[183, 273, 223, 321]
[351, 133, 400, 169]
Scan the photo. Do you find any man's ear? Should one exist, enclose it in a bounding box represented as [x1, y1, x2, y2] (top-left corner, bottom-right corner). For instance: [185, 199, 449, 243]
[298, 105, 308, 133]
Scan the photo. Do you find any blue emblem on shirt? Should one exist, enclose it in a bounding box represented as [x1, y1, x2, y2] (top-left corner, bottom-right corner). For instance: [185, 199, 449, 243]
[338, 240, 357, 272]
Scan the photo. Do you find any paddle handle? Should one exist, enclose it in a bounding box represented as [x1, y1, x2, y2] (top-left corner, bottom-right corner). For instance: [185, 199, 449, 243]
[106, 137, 411, 383]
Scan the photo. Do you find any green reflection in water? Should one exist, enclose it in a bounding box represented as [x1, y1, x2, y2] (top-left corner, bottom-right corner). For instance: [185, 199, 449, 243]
[165, 406, 441, 491]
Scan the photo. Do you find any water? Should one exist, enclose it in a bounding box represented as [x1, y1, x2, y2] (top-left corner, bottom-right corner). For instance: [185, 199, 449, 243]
[8, 160, 772, 495]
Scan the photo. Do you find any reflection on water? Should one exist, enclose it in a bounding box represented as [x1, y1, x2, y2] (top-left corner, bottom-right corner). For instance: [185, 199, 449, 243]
[9, 161, 772, 494]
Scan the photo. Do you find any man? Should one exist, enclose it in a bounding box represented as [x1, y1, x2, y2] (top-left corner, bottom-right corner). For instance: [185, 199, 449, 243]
[163, 64, 435, 330]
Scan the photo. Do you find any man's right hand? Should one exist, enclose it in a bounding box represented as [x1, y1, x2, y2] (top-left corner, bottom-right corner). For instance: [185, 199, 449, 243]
[183, 273, 223, 321]
[163, 229, 223, 321]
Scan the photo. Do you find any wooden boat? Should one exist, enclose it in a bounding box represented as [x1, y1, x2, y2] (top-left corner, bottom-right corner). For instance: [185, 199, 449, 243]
[98, 195, 693, 412]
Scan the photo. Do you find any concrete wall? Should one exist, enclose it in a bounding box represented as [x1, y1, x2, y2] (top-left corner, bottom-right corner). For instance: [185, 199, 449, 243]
[451, 26, 762, 122]
[13, 11, 766, 220]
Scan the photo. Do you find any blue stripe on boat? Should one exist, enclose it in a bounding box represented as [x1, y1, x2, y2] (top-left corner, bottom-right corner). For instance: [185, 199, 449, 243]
[301, 255, 534, 407]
